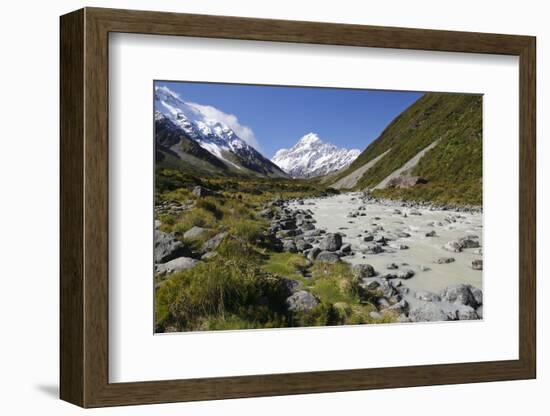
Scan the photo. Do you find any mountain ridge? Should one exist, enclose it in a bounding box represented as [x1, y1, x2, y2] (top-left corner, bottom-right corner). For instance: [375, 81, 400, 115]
[328, 92, 482, 205]
[271, 133, 360, 178]
[154, 86, 288, 178]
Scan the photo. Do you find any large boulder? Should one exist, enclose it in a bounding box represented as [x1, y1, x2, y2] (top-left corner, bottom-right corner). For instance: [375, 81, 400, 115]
[155, 256, 199, 277]
[154, 230, 185, 263]
[459, 236, 480, 249]
[183, 226, 207, 239]
[319, 233, 342, 252]
[203, 232, 227, 252]
[351, 263, 375, 278]
[440, 284, 482, 308]
[315, 251, 340, 264]
[286, 290, 319, 312]
[408, 302, 452, 322]
[409, 302, 479, 322]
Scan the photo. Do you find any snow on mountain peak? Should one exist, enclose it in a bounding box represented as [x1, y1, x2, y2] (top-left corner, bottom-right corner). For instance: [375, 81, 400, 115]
[154, 85, 288, 178]
[272, 133, 360, 178]
[297, 132, 321, 146]
[154, 86, 251, 157]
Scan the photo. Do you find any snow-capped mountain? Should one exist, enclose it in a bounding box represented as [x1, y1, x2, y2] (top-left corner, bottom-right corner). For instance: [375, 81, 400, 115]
[154, 86, 287, 178]
[271, 133, 361, 178]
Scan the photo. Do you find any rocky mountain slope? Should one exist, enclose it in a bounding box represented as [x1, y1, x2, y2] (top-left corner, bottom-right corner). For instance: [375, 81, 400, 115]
[155, 86, 288, 178]
[328, 93, 482, 205]
[271, 133, 360, 178]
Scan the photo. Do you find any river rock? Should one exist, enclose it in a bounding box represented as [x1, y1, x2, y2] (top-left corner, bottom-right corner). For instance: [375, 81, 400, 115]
[389, 242, 409, 250]
[286, 290, 319, 312]
[282, 240, 297, 253]
[362, 233, 374, 242]
[300, 222, 316, 231]
[155, 256, 199, 277]
[440, 284, 482, 308]
[362, 243, 384, 254]
[304, 229, 323, 237]
[315, 251, 340, 264]
[414, 291, 441, 302]
[307, 247, 321, 261]
[471, 259, 483, 270]
[396, 269, 415, 279]
[443, 240, 463, 253]
[435, 257, 455, 264]
[295, 239, 312, 252]
[408, 302, 452, 322]
[154, 230, 185, 263]
[352, 263, 375, 278]
[459, 236, 480, 249]
[384, 299, 409, 315]
[319, 233, 343, 251]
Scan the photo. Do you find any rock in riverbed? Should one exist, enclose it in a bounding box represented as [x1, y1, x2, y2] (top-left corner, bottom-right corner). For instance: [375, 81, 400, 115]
[471, 259, 483, 270]
[319, 233, 342, 252]
[351, 263, 375, 278]
[315, 251, 340, 264]
[440, 284, 482, 308]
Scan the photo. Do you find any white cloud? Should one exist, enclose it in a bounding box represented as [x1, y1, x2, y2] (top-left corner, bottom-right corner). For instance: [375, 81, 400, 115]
[186, 102, 261, 151]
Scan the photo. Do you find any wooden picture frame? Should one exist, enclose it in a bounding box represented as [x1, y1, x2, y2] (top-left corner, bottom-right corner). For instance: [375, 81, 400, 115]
[60, 7, 536, 408]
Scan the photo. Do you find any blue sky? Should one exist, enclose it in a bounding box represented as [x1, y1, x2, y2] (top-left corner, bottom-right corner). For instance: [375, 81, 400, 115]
[155, 80, 423, 158]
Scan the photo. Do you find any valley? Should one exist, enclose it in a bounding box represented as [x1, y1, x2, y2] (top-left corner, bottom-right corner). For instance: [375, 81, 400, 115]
[153, 85, 483, 332]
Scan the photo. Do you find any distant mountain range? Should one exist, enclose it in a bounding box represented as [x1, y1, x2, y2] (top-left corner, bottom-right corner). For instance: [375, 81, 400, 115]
[154, 87, 482, 205]
[154, 86, 287, 178]
[271, 133, 361, 178]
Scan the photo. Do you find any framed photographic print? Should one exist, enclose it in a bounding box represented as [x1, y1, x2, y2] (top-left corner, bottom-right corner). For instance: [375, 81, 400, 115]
[60, 7, 536, 408]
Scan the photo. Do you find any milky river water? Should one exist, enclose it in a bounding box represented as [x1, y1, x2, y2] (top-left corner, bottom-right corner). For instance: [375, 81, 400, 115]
[291, 193, 483, 294]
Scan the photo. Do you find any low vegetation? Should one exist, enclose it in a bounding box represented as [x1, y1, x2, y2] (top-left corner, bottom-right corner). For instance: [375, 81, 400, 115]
[154, 171, 392, 332]
[330, 93, 483, 206]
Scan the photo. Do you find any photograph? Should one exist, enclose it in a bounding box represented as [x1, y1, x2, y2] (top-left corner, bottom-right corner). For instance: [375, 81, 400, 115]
[153, 81, 483, 333]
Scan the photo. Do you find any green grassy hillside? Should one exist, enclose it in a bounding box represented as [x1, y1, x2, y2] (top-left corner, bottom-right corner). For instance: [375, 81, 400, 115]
[330, 93, 482, 205]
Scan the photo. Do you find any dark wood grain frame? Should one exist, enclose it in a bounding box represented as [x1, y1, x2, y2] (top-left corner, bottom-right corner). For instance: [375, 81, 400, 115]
[60, 7, 536, 408]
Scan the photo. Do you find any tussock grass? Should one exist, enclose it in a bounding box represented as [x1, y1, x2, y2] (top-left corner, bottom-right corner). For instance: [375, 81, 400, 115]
[263, 252, 309, 281]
